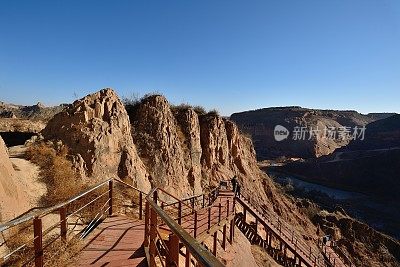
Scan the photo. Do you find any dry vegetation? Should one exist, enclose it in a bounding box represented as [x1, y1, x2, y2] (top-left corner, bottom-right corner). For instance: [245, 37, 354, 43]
[123, 92, 219, 117]
[25, 142, 83, 206]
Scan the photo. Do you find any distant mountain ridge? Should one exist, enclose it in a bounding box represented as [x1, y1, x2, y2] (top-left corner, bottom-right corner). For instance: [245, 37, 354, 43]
[280, 114, 400, 201]
[0, 101, 65, 121]
[230, 106, 397, 159]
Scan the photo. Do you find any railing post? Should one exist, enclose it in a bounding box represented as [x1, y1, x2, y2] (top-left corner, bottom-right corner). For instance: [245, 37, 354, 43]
[243, 207, 247, 223]
[33, 217, 43, 267]
[254, 218, 258, 235]
[167, 233, 180, 267]
[185, 247, 191, 267]
[218, 203, 222, 223]
[202, 194, 205, 208]
[139, 192, 143, 220]
[194, 211, 198, 238]
[149, 205, 157, 267]
[227, 199, 230, 218]
[229, 218, 235, 243]
[153, 190, 158, 204]
[208, 207, 211, 230]
[60, 207, 67, 242]
[222, 224, 227, 250]
[108, 180, 113, 216]
[144, 201, 150, 246]
[178, 201, 182, 225]
[213, 231, 217, 256]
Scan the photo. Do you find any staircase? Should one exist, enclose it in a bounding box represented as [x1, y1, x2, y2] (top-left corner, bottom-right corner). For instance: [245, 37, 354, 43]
[234, 194, 350, 267]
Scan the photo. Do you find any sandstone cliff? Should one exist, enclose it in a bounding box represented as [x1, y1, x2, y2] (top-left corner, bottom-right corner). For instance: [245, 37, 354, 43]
[126, 94, 320, 242]
[42, 89, 151, 191]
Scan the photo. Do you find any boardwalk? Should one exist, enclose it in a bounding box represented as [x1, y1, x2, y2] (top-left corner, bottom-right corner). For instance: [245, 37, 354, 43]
[74, 189, 347, 267]
[179, 191, 235, 239]
[76, 192, 234, 267]
[236, 197, 347, 267]
[76, 216, 147, 267]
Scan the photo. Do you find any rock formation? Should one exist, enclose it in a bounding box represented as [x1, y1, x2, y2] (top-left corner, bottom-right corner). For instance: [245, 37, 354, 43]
[42, 89, 151, 191]
[127, 94, 270, 202]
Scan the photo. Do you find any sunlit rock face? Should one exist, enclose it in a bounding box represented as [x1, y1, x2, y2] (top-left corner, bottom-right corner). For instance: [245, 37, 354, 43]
[43, 88, 151, 191]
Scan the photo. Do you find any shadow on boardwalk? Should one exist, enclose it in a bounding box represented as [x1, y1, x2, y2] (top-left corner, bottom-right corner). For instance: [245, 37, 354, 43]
[75, 216, 147, 267]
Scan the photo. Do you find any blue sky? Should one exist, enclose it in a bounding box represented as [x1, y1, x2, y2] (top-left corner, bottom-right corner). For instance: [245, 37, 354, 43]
[0, 1, 399, 115]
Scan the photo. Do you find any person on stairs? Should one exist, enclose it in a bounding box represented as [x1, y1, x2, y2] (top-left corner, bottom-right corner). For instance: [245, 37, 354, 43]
[231, 176, 241, 197]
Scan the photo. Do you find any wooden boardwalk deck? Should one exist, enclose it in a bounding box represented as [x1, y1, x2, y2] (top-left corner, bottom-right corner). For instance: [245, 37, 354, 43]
[75, 216, 147, 267]
[179, 191, 235, 239]
[74, 190, 346, 267]
[76, 192, 235, 267]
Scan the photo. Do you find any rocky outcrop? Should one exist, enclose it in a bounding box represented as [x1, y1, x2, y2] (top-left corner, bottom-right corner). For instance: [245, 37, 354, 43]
[128, 95, 273, 201]
[200, 116, 232, 181]
[0, 136, 26, 221]
[174, 109, 203, 194]
[42, 89, 151, 191]
[230, 107, 394, 159]
[131, 95, 193, 196]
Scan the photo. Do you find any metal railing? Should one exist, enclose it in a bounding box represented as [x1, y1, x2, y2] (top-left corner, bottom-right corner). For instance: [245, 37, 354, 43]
[319, 240, 353, 267]
[235, 193, 330, 267]
[0, 178, 146, 267]
[143, 187, 229, 267]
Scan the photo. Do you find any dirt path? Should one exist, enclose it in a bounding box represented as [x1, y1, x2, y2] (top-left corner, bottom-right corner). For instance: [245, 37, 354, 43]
[8, 145, 47, 209]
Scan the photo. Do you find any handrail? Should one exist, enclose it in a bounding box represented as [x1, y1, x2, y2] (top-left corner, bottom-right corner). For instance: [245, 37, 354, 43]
[235, 195, 326, 266]
[0, 178, 146, 233]
[113, 178, 146, 194]
[145, 188, 224, 267]
[0, 178, 113, 233]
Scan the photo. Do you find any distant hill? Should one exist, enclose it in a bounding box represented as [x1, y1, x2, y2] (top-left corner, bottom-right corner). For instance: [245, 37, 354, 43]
[279, 114, 400, 201]
[366, 113, 397, 121]
[340, 114, 400, 151]
[0, 101, 65, 121]
[230, 106, 397, 160]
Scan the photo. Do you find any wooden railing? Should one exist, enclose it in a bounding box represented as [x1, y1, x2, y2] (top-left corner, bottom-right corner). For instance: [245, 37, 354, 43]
[318, 240, 353, 267]
[143, 186, 231, 267]
[235, 193, 330, 267]
[0, 178, 145, 267]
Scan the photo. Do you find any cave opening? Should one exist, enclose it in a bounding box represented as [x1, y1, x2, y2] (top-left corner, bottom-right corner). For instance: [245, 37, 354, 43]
[0, 132, 36, 147]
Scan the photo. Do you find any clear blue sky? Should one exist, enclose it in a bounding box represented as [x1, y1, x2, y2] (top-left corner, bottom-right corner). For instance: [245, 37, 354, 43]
[1, 1, 399, 115]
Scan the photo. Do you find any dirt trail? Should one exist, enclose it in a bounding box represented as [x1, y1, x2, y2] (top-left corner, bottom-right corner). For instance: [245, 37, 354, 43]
[8, 145, 47, 210]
